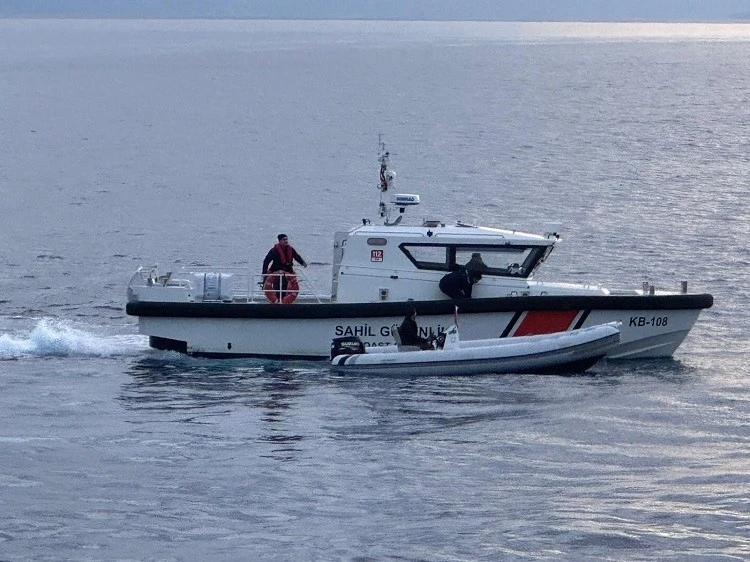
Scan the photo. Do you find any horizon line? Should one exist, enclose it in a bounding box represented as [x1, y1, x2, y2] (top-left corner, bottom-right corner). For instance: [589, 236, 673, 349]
[2, 16, 750, 23]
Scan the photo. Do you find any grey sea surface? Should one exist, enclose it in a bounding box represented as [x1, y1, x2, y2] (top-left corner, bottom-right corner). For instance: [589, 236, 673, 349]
[1, 20, 748, 561]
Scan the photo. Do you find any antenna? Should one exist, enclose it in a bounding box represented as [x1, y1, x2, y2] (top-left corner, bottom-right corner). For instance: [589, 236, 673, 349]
[378, 134, 390, 193]
[376, 136, 420, 226]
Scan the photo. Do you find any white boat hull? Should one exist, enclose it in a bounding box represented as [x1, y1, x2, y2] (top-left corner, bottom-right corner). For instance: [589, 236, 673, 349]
[330, 323, 621, 375]
[130, 296, 707, 359]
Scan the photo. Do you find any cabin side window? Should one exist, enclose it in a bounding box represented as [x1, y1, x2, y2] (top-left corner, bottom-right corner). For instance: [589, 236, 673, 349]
[400, 244, 451, 271]
[400, 243, 548, 278]
[454, 247, 538, 277]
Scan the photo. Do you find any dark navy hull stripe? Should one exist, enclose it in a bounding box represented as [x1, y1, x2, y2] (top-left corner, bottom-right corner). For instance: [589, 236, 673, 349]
[573, 309, 592, 330]
[126, 293, 713, 320]
[500, 311, 524, 338]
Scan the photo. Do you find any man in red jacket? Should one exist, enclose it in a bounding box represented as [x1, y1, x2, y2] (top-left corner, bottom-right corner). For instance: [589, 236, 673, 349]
[262, 234, 307, 275]
[262, 234, 307, 302]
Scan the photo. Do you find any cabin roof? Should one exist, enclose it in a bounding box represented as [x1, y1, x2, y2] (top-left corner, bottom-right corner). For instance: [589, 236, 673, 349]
[348, 222, 554, 244]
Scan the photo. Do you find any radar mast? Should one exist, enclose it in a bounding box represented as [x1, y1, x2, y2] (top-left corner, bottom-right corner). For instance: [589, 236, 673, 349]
[377, 135, 419, 226]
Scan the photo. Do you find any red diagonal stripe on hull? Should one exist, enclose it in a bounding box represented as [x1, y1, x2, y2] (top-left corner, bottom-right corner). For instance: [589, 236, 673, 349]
[513, 310, 580, 337]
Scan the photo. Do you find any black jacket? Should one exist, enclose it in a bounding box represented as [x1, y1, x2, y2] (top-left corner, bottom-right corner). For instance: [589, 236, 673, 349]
[439, 266, 474, 299]
[399, 314, 432, 348]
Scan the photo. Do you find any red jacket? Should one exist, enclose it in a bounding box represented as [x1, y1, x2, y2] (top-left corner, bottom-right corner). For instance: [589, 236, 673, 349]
[262, 243, 306, 274]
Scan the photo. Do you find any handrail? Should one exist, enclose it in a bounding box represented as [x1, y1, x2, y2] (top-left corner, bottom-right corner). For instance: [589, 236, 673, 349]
[248, 271, 323, 304]
[128, 265, 326, 304]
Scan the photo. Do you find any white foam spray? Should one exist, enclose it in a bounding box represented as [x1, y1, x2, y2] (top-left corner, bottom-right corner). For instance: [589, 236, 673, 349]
[0, 318, 147, 359]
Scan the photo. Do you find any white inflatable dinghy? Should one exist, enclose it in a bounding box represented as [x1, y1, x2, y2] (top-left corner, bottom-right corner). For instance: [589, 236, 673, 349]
[330, 322, 620, 376]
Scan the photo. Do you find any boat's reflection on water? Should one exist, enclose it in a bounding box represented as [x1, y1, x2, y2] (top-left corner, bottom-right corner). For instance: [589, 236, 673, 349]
[121, 351, 322, 460]
[120, 351, 692, 458]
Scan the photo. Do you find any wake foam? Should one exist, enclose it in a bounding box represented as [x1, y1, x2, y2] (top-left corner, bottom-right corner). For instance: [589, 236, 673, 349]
[0, 318, 147, 359]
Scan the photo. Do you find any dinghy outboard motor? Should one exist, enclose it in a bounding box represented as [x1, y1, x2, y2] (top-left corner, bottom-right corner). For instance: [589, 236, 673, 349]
[330, 336, 366, 360]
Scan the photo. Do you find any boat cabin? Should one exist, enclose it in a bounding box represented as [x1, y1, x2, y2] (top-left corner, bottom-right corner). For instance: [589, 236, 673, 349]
[332, 221, 557, 303]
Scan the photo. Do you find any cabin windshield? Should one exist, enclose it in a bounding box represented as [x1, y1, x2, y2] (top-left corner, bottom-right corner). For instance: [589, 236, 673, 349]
[400, 243, 550, 278]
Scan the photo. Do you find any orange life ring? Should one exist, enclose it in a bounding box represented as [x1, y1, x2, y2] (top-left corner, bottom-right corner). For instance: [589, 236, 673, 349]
[263, 272, 299, 304]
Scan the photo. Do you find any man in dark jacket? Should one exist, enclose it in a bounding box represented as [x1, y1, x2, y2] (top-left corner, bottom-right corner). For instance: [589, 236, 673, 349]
[262, 234, 307, 275]
[465, 252, 486, 275]
[262, 234, 307, 301]
[399, 308, 434, 350]
[439, 266, 482, 299]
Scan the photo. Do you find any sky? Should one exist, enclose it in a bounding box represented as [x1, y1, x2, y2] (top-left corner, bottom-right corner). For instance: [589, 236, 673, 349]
[2, 0, 750, 21]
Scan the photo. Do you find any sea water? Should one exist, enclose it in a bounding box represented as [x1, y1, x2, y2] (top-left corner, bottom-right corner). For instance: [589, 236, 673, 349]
[1, 20, 748, 560]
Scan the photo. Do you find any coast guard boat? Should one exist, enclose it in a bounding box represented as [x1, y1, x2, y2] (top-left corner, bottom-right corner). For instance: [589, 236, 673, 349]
[126, 140, 713, 359]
